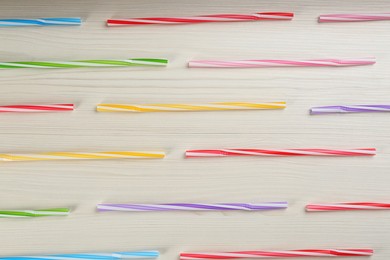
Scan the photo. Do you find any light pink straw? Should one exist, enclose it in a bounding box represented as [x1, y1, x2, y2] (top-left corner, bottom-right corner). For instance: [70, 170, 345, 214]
[188, 58, 376, 68]
[320, 13, 390, 22]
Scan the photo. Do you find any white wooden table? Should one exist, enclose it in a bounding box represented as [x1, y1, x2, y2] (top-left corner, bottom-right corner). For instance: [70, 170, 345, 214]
[0, 0, 389, 259]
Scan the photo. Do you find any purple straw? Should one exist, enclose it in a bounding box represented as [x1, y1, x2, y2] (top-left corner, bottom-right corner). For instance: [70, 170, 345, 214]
[97, 202, 288, 212]
[311, 105, 390, 114]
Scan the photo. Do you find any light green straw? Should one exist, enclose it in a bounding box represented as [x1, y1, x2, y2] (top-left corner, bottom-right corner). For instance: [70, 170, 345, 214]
[0, 208, 70, 217]
[0, 58, 168, 69]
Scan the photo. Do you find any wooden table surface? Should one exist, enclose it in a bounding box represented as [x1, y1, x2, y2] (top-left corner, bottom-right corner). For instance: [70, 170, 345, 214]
[0, 0, 389, 259]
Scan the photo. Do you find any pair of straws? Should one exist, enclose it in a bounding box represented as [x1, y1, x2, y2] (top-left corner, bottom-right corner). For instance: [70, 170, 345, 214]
[0, 249, 374, 259]
[0, 148, 376, 162]
[98, 202, 390, 213]
[0, 102, 285, 113]
[0, 12, 292, 28]
[0, 57, 376, 69]
[107, 12, 390, 25]
[3, 202, 390, 217]
[97, 103, 390, 114]
[0, 203, 287, 218]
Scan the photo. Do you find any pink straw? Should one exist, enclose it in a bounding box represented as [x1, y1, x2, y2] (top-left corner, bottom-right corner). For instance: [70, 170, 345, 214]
[320, 13, 390, 22]
[181, 249, 374, 259]
[185, 148, 376, 158]
[188, 58, 376, 68]
[0, 104, 74, 112]
[107, 12, 294, 26]
[307, 202, 390, 211]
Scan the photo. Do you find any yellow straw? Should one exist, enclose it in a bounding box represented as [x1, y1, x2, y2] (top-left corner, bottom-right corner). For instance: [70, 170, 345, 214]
[0, 151, 165, 161]
[97, 102, 286, 112]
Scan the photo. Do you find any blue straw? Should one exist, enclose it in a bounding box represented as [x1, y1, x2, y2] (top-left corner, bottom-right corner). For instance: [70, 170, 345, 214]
[0, 17, 81, 26]
[0, 251, 160, 259]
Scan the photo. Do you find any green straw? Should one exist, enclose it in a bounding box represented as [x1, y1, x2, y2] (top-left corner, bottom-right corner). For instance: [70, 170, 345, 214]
[0, 58, 168, 69]
[0, 208, 70, 217]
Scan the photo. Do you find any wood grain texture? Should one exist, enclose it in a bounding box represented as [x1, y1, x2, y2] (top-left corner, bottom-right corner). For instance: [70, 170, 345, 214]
[0, 0, 389, 259]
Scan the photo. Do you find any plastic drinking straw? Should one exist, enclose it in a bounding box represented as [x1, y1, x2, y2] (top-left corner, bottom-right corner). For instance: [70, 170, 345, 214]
[0, 17, 81, 27]
[185, 148, 376, 158]
[97, 102, 286, 112]
[0, 104, 74, 112]
[0, 251, 160, 259]
[0, 208, 69, 218]
[319, 13, 390, 22]
[180, 249, 374, 259]
[107, 12, 293, 26]
[0, 151, 165, 161]
[306, 202, 390, 211]
[311, 105, 390, 114]
[188, 58, 376, 68]
[0, 58, 167, 69]
[97, 202, 288, 212]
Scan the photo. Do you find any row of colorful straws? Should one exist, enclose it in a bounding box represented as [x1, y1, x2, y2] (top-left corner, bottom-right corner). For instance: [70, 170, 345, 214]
[2, 12, 390, 27]
[0, 148, 377, 161]
[2, 202, 390, 217]
[0, 103, 389, 114]
[0, 57, 378, 68]
[0, 249, 376, 259]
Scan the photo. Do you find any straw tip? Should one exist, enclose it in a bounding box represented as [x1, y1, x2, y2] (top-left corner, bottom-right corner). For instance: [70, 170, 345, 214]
[185, 151, 196, 158]
[188, 61, 203, 68]
[40, 207, 71, 212]
[282, 12, 295, 19]
[55, 17, 82, 25]
[305, 205, 314, 211]
[309, 108, 319, 115]
[65, 104, 75, 110]
[73, 17, 82, 24]
[132, 58, 169, 64]
[318, 17, 326, 23]
[96, 204, 108, 211]
[255, 12, 294, 19]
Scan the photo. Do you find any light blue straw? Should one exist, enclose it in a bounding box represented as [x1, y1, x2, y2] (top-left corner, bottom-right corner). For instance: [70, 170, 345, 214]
[0, 251, 160, 259]
[0, 18, 81, 26]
